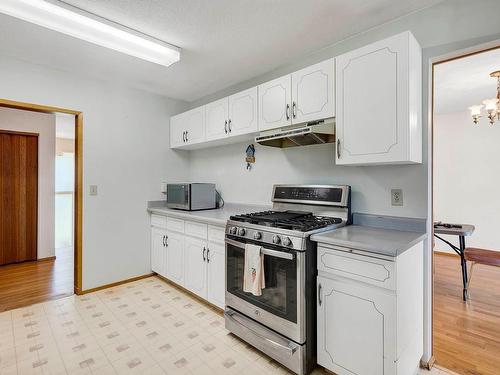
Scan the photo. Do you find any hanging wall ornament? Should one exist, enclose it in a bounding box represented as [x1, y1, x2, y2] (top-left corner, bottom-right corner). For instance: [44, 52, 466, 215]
[245, 144, 255, 170]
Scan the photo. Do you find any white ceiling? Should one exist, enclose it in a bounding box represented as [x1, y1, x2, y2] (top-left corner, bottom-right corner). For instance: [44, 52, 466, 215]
[434, 48, 500, 115]
[0, 0, 442, 102]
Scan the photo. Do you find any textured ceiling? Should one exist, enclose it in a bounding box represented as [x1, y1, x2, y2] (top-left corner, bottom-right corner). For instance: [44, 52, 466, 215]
[0, 0, 443, 101]
[434, 48, 500, 115]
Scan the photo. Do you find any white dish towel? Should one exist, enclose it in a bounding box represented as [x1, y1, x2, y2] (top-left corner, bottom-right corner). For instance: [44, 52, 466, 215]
[243, 244, 266, 296]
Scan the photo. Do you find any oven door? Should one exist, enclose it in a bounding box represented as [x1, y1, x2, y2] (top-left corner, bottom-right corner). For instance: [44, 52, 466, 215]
[225, 237, 305, 343]
[166, 184, 190, 210]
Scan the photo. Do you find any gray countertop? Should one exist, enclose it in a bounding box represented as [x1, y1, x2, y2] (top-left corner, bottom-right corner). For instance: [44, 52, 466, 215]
[311, 224, 427, 258]
[147, 201, 271, 226]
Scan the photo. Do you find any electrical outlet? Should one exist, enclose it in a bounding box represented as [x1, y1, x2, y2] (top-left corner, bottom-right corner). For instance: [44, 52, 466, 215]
[391, 189, 403, 206]
[89, 185, 98, 196]
[160, 182, 167, 194]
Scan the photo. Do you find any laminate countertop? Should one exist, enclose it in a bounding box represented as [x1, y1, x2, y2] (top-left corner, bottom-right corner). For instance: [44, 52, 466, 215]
[311, 223, 427, 258]
[147, 201, 271, 226]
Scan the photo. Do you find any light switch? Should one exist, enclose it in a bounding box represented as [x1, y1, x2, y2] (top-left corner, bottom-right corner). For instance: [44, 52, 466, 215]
[89, 185, 98, 196]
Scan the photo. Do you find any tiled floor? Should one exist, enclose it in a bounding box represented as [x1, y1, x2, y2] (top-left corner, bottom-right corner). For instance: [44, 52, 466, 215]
[0, 276, 449, 375]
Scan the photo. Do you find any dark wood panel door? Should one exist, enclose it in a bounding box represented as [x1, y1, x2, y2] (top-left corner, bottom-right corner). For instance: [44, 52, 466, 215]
[0, 131, 38, 265]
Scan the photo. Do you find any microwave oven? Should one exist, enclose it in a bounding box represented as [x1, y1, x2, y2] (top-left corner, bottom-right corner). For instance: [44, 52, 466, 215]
[166, 183, 216, 211]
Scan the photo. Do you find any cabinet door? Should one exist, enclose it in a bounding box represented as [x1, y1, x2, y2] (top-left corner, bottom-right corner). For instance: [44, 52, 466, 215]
[258, 75, 292, 131]
[206, 98, 229, 141]
[291, 59, 334, 124]
[169, 113, 185, 148]
[335, 32, 418, 165]
[184, 107, 206, 145]
[184, 236, 208, 299]
[228, 87, 258, 137]
[317, 276, 396, 375]
[166, 231, 185, 286]
[151, 227, 166, 275]
[207, 242, 225, 309]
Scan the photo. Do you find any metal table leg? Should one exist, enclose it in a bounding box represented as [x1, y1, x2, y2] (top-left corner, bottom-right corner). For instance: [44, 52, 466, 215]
[459, 235, 468, 301]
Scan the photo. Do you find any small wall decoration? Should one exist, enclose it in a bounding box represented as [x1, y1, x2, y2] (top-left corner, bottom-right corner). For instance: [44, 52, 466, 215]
[245, 144, 255, 170]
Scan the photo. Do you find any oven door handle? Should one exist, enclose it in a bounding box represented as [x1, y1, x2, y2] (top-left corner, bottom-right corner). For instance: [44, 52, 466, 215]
[225, 239, 294, 260]
[225, 309, 298, 355]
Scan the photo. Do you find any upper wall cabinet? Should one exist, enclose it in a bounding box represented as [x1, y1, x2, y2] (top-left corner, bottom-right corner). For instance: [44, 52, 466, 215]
[292, 59, 335, 124]
[258, 75, 292, 131]
[258, 58, 335, 132]
[170, 107, 206, 148]
[335, 31, 422, 165]
[205, 87, 258, 142]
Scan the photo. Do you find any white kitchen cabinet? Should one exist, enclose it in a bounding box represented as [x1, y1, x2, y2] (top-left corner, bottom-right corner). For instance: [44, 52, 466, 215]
[291, 58, 335, 124]
[205, 98, 229, 141]
[206, 241, 225, 309]
[335, 31, 422, 165]
[317, 276, 396, 375]
[151, 227, 167, 277]
[166, 230, 185, 286]
[258, 75, 292, 131]
[184, 236, 208, 298]
[316, 241, 423, 375]
[228, 87, 258, 136]
[170, 107, 206, 148]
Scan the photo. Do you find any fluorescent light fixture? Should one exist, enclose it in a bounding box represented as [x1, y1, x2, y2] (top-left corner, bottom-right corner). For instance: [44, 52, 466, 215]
[0, 0, 180, 67]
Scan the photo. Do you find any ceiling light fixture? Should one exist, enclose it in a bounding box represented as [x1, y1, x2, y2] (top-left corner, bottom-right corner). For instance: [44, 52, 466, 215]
[0, 0, 180, 67]
[469, 70, 500, 125]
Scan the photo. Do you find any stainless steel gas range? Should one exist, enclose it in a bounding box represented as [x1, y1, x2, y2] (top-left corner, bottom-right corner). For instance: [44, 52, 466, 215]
[224, 184, 351, 375]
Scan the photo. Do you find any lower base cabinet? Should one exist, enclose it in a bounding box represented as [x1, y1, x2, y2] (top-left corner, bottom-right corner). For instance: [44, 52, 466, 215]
[150, 214, 226, 309]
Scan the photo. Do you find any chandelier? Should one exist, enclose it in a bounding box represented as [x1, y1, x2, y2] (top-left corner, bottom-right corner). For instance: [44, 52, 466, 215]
[469, 70, 500, 125]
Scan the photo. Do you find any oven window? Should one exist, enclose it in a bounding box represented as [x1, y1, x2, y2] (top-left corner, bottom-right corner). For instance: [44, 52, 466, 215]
[226, 241, 297, 323]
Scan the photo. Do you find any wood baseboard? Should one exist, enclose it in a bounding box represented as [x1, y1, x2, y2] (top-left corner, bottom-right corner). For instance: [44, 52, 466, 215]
[38, 256, 56, 262]
[155, 273, 223, 314]
[434, 250, 459, 258]
[80, 273, 154, 295]
[420, 355, 436, 370]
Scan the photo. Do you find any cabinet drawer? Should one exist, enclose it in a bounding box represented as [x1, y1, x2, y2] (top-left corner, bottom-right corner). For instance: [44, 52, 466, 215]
[166, 217, 185, 233]
[318, 246, 395, 290]
[185, 221, 208, 239]
[208, 225, 225, 244]
[151, 214, 167, 229]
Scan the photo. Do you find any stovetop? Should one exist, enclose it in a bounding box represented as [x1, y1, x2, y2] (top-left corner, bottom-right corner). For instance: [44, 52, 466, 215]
[230, 210, 343, 232]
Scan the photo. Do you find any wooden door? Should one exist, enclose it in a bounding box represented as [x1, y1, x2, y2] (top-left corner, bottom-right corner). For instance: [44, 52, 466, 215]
[258, 75, 292, 131]
[205, 98, 228, 141]
[228, 87, 258, 137]
[291, 58, 335, 124]
[0, 131, 38, 265]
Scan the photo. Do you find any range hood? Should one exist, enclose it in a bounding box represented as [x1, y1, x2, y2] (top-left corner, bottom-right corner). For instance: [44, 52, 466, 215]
[255, 118, 335, 148]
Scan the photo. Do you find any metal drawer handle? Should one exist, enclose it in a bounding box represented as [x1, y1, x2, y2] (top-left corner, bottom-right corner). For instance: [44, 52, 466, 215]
[228, 119, 232, 132]
[165, 235, 168, 247]
[162, 235, 165, 247]
[225, 310, 298, 355]
[182, 131, 186, 142]
[207, 247, 210, 262]
[286, 104, 290, 120]
[292, 101, 296, 118]
[261, 248, 293, 260]
[337, 139, 341, 159]
[224, 120, 228, 134]
[318, 283, 322, 306]
[185, 131, 189, 142]
[203, 247, 206, 261]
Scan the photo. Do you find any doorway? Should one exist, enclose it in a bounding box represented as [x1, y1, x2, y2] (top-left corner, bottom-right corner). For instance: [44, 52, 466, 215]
[432, 47, 500, 375]
[0, 99, 83, 311]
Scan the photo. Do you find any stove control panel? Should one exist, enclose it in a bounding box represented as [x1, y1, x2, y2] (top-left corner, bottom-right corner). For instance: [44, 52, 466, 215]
[226, 224, 305, 250]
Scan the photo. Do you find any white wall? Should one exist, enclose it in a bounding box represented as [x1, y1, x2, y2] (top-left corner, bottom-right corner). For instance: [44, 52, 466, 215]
[188, 0, 500, 219]
[434, 111, 500, 252]
[0, 55, 189, 290]
[0, 107, 55, 259]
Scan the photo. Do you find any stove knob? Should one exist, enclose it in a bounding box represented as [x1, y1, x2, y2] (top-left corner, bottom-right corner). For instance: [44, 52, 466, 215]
[282, 237, 292, 247]
[237, 228, 246, 236]
[253, 232, 262, 240]
[272, 235, 281, 245]
[229, 226, 237, 235]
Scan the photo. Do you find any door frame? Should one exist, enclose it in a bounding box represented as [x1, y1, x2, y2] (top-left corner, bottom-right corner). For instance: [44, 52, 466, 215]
[427, 40, 500, 368]
[0, 99, 84, 295]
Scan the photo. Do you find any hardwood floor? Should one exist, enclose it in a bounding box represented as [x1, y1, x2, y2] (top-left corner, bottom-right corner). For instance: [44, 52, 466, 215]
[434, 252, 500, 375]
[0, 246, 73, 312]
